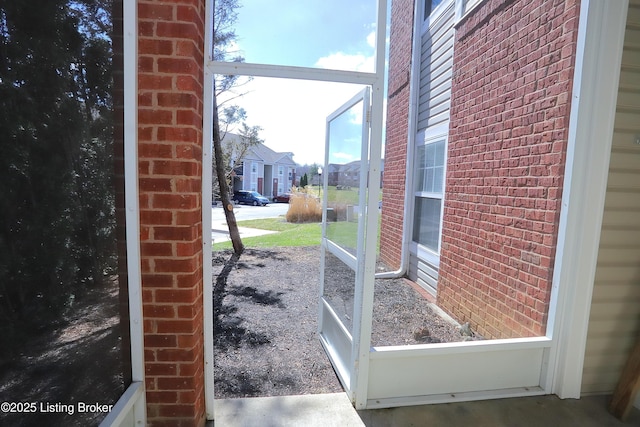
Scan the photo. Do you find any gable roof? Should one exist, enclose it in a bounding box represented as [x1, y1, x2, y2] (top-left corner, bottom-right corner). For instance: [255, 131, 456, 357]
[221, 132, 296, 166]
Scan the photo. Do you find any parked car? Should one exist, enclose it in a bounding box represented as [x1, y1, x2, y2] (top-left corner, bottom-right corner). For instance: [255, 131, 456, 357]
[233, 190, 269, 206]
[272, 193, 291, 203]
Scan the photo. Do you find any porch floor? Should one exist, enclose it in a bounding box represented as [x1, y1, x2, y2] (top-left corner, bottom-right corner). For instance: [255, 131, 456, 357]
[210, 393, 640, 426]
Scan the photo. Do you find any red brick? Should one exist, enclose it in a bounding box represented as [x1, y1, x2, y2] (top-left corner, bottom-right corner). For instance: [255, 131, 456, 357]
[383, 0, 580, 339]
[152, 193, 198, 210]
[153, 226, 198, 242]
[155, 288, 198, 303]
[139, 38, 175, 56]
[138, 1, 206, 425]
[140, 210, 173, 226]
[144, 304, 177, 319]
[145, 334, 178, 348]
[146, 363, 178, 376]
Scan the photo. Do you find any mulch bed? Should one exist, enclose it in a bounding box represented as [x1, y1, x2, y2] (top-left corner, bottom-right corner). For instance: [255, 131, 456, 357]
[213, 246, 473, 399]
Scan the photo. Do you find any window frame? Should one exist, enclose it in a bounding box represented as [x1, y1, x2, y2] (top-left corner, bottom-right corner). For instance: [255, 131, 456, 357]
[455, 0, 484, 22]
[411, 128, 448, 258]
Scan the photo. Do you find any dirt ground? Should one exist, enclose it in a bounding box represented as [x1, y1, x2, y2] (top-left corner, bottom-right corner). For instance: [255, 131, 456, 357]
[0, 283, 126, 427]
[213, 246, 474, 399]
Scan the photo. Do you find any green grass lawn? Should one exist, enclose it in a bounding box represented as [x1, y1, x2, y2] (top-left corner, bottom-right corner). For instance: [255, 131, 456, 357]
[213, 217, 321, 250]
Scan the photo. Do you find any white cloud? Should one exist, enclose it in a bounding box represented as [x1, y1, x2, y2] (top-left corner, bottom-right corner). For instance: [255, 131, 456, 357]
[366, 30, 376, 48]
[315, 51, 375, 73]
[217, 77, 366, 166]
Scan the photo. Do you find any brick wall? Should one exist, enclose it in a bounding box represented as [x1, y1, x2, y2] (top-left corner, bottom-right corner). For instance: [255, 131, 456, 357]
[380, 0, 414, 269]
[138, 1, 206, 426]
[437, 0, 580, 338]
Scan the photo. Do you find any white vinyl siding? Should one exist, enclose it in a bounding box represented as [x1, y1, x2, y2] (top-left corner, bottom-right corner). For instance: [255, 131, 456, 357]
[409, 0, 455, 292]
[416, 1, 455, 132]
[582, 1, 640, 394]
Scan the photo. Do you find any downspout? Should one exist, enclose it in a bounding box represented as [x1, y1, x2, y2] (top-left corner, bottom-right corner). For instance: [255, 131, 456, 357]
[375, 0, 422, 279]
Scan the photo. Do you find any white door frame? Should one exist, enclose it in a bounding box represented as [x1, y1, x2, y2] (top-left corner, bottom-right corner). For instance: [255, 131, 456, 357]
[202, 0, 388, 418]
[318, 87, 376, 404]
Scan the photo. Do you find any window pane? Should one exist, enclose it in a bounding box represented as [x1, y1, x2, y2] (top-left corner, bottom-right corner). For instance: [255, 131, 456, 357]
[413, 197, 442, 251]
[325, 96, 366, 257]
[425, 0, 445, 20]
[415, 140, 445, 193]
[416, 145, 426, 192]
[433, 166, 444, 193]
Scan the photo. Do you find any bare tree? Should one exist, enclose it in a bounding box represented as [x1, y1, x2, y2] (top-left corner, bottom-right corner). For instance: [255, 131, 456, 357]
[212, 90, 244, 255]
[211, 0, 258, 255]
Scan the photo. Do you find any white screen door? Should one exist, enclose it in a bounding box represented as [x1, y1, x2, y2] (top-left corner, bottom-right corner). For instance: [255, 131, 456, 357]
[318, 87, 372, 401]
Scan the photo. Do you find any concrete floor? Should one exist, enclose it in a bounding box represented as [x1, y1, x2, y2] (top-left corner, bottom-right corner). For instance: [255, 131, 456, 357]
[210, 393, 640, 427]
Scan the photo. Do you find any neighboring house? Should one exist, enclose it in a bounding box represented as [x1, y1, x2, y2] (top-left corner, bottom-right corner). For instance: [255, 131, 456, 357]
[327, 158, 385, 188]
[382, 0, 639, 405]
[223, 132, 297, 198]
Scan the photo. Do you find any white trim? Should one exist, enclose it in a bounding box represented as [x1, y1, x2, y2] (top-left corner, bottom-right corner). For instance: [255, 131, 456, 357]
[208, 61, 378, 86]
[412, 135, 447, 256]
[375, 0, 423, 280]
[205, 0, 389, 413]
[372, 336, 552, 355]
[102, 0, 146, 425]
[354, 1, 387, 404]
[122, 0, 144, 388]
[99, 382, 145, 427]
[203, 0, 215, 420]
[416, 123, 449, 144]
[325, 239, 358, 271]
[412, 241, 440, 268]
[455, 0, 484, 23]
[423, 0, 454, 32]
[547, 0, 628, 399]
[366, 339, 551, 407]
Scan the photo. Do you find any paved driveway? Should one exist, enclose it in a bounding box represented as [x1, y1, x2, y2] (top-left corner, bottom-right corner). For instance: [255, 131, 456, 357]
[211, 202, 290, 243]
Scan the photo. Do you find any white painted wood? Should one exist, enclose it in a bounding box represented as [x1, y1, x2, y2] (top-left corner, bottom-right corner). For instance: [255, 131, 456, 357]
[582, 0, 640, 396]
[547, 0, 629, 399]
[102, 1, 146, 425]
[319, 299, 353, 393]
[202, 0, 215, 420]
[354, 0, 387, 399]
[208, 61, 378, 86]
[367, 386, 545, 409]
[367, 344, 547, 403]
[372, 336, 552, 355]
[99, 383, 145, 427]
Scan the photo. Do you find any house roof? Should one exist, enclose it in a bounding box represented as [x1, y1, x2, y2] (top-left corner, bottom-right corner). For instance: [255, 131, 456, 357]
[221, 132, 296, 166]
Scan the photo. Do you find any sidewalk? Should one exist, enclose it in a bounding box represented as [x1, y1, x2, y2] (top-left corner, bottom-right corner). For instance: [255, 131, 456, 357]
[211, 222, 277, 244]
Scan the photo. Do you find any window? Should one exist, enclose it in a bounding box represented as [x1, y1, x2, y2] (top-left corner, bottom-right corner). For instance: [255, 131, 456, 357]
[424, 0, 445, 20]
[462, 0, 481, 14]
[456, 0, 483, 21]
[413, 139, 445, 252]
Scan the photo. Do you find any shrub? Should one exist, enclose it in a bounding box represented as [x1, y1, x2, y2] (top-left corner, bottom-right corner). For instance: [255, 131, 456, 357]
[286, 188, 322, 223]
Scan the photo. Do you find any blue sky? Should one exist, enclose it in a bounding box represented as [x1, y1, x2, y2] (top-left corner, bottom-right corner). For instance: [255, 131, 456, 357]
[217, 0, 387, 166]
[233, 0, 377, 70]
